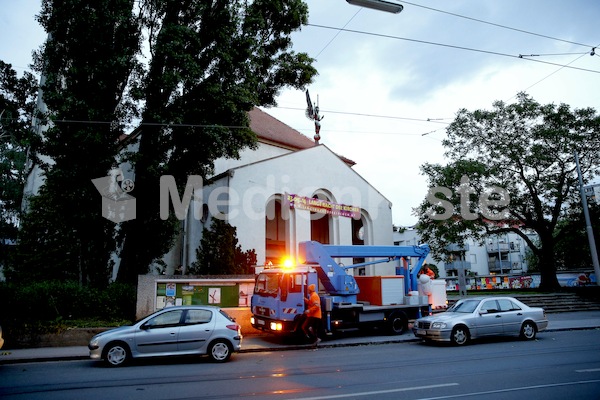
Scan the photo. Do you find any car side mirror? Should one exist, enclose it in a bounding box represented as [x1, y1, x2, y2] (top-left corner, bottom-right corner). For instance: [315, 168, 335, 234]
[479, 310, 488, 315]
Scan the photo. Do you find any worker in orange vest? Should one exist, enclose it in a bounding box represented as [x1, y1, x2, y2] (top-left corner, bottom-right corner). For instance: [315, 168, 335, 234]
[302, 284, 322, 345]
[419, 264, 435, 279]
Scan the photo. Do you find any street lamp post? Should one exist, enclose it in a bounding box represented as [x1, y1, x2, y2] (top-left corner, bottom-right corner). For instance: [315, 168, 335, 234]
[346, 0, 404, 14]
[575, 151, 600, 286]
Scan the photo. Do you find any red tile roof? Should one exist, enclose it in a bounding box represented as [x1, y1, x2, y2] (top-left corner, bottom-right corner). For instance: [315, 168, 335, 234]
[120, 107, 355, 165]
[249, 107, 316, 150]
[249, 107, 355, 166]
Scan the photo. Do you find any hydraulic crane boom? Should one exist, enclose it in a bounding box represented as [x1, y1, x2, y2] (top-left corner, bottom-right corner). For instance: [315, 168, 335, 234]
[299, 241, 430, 297]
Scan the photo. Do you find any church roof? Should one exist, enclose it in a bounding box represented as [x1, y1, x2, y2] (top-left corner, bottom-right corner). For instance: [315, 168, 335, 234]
[249, 107, 316, 151]
[249, 107, 355, 166]
[120, 107, 355, 166]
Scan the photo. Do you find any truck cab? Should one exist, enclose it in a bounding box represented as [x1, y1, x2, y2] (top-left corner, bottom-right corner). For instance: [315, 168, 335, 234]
[251, 265, 318, 334]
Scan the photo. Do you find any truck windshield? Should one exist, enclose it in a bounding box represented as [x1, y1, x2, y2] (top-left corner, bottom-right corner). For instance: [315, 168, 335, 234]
[254, 273, 280, 297]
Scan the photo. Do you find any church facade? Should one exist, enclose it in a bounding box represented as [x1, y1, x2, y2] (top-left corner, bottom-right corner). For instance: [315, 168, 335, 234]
[163, 107, 395, 274]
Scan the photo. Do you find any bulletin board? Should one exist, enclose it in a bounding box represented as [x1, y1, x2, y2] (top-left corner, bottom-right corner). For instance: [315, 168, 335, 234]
[155, 281, 241, 310]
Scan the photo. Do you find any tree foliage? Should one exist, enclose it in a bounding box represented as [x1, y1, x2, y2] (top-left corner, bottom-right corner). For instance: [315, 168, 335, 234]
[13, 0, 316, 286]
[415, 93, 600, 290]
[190, 218, 257, 275]
[552, 202, 600, 271]
[116, 0, 316, 284]
[14, 0, 141, 287]
[0, 61, 38, 272]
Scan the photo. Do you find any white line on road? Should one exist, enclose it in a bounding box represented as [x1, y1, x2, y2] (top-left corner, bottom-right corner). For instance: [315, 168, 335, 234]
[290, 383, 459, 400]
[416, 379, 600, 399]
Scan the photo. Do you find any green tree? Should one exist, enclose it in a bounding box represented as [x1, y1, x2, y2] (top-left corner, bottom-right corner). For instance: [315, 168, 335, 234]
[116, 0, 316, 284]
[16, 0, 141, 286]
[0, 61, 38, 271]
[15, 0, 315, 287]
[190, 218, 257, 275]
[552, 201, 600, 271]
[415, 93, 600, 291]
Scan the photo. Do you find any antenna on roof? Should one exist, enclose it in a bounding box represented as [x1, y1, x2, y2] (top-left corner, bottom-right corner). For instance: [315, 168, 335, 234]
[305, 89, 324, 144]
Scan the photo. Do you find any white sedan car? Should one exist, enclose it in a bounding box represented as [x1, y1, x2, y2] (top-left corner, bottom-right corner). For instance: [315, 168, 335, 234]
[413, 296, 548, 345]
[89, 305, 242, 366]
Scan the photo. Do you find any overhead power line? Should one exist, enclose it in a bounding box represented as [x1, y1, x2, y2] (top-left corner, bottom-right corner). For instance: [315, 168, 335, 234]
[314, 8, 362, 59]
[401, 0, 596, 49]
[306, 24, 600, 75]
[518, 52, 590, 58]
[275, 106, 451, 124]
[507, 42, 600, 102]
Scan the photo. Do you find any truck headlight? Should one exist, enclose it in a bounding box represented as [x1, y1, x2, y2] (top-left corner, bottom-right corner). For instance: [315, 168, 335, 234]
[431, 322, 447, 329]
[270, 322, 283, 331]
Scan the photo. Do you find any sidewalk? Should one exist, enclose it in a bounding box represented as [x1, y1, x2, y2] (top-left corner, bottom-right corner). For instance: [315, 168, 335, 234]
[1, 311, 599, 365]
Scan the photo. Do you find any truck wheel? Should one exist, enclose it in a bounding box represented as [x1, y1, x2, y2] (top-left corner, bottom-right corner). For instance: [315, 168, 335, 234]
[387, 313, 408, 335]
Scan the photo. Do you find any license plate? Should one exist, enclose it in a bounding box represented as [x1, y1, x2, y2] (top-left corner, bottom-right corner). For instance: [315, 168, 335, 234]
[416, 329, 426, 335]
[257, 319, 265, 325]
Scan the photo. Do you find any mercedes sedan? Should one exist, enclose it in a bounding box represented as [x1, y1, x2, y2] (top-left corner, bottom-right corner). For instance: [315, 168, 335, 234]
[89, 305, 242, 367]
[413, 296, 548, 346]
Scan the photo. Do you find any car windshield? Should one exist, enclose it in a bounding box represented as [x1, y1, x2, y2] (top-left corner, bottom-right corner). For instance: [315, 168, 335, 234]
[447, 299, 481, 313]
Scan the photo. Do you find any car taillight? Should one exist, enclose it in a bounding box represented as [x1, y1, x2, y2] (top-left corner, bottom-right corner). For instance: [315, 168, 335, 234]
[226, 324, 240, 332]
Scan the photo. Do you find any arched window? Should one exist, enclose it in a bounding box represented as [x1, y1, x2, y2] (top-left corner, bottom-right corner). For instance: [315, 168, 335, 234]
[310, 195, 331, 244]
[265, 198, 287, 264]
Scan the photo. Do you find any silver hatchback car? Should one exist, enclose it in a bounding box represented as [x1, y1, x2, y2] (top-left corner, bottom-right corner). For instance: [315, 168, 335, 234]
[89, 305, 242, 366]
[413, 296, 548, 345]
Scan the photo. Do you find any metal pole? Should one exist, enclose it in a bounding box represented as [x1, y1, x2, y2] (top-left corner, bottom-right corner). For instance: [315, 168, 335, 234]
[498, 236, 503, 274]
[575, 151, 600, 286]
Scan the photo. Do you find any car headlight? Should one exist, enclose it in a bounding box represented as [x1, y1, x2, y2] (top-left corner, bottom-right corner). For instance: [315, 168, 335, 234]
[431, 322, 447, 329]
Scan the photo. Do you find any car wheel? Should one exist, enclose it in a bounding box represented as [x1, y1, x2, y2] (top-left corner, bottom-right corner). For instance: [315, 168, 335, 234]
[103, 342, 130, 367]
[451, 326, 470, 346]
[209, 340, 232, 363]
[388, 313, 408, 335]
[520, 321, 537, 340]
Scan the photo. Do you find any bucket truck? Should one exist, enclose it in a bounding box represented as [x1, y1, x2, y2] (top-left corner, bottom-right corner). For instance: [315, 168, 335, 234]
[250, 241, 444, 337]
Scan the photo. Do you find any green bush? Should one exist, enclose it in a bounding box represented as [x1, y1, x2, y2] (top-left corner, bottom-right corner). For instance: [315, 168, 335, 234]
[0, 280, 136, 347]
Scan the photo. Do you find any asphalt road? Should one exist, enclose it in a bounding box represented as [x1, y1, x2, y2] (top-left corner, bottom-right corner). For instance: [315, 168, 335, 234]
[0, 329, 599, 400]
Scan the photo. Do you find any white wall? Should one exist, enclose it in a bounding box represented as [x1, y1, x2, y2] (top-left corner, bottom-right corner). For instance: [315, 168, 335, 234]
[213, 142, 292, 176]
[184, 145, 393, 267]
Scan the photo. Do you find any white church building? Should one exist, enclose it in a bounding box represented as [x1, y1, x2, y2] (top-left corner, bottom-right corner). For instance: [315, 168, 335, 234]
[164, 107, 395, 274]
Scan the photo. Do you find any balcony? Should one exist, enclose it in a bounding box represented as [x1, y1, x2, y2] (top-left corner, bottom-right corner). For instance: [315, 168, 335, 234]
[444, 260, 472, 271]
[446, 243, 470, 252]
[488, 260, 523, 272]
[486, 242, 520, 253]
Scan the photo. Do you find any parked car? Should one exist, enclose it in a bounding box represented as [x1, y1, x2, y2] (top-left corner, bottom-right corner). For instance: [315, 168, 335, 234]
[413, 296, 548, 346]
[89, 305, 242, 367]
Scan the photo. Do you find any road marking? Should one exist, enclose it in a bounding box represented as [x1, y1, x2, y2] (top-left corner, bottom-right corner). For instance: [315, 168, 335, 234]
[576, 368, 600, 373]
[415, 379, 600, 399]
[290, 383, 459, 399]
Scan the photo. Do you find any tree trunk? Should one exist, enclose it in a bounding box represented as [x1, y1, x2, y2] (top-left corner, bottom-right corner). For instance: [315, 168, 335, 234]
[537, 240, 561, 291]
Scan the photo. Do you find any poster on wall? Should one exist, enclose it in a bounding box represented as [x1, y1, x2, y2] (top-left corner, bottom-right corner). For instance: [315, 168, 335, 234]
[208, 288, 221, 304]
[166, 283, 176, 297]
[238, 283, 252, 306]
